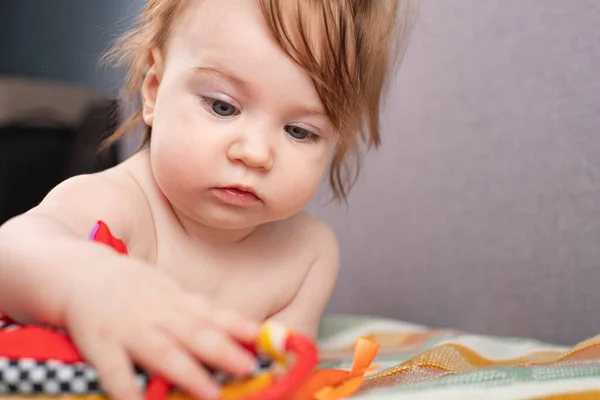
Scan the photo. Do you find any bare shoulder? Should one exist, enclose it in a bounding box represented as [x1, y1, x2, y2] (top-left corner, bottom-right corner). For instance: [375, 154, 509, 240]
[267, 211, 340, 337]
[296, 211, 340, 283]
[29, 154, 154, 251]
[282, 211, 339, 257]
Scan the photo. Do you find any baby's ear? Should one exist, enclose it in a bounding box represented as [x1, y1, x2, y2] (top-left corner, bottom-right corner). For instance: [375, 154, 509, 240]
[141, 47, 165, 127]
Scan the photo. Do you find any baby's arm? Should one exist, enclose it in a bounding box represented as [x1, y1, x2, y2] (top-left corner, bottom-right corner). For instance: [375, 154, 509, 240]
[0, 173, 145, 327]
[0, 172, 258, 400]
[271, 221, 340, 338]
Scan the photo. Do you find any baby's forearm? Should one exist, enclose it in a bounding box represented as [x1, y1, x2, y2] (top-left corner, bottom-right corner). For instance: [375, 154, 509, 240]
[0, 213, 120, 328]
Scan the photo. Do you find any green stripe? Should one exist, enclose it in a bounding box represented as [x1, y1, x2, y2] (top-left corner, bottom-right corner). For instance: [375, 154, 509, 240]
[353, 364, 600, 397]
[317, 333, 461, 370]
[317, 315, 379, 339]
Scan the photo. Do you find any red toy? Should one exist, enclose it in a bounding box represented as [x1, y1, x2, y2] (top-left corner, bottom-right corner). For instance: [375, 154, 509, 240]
[0, 221, 377, 399]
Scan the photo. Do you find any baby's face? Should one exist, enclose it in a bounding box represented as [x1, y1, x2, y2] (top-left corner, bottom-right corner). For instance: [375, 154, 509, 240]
[144, 0, 336, 230]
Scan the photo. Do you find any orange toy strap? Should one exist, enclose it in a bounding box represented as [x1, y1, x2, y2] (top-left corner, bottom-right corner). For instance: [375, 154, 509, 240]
[291, 337, 380, 400]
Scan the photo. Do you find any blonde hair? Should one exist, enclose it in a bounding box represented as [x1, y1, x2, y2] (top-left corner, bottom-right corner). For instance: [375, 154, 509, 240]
[104, 0, 415, 202]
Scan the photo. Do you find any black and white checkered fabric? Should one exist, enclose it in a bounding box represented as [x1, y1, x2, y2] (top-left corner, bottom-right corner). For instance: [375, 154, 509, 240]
[0, 317, 274, 395]
[0, 357, 150, 395]
[0, 318, 149, 395]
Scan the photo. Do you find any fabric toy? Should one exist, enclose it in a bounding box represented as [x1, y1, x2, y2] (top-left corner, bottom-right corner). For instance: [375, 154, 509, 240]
[0, 221, 378, 399]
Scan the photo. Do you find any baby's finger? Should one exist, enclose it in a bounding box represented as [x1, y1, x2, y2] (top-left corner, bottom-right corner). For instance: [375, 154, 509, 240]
[212, 308, 261, 343]
[181, 294, 259, 342]
[131, 330, 221, 400]
[86, 345, 142, 400]
[181, 327, 257, 376]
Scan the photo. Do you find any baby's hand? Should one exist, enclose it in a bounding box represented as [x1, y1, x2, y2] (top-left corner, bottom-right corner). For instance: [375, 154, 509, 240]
[63, 260, 260, 400]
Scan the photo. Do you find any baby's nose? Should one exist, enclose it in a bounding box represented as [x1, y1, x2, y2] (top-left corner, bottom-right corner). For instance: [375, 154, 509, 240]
[226, 135, 274, 171]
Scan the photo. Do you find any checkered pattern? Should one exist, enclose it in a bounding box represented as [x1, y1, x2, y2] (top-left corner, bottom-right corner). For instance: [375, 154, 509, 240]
[0, 356, 272, 395]
[0, 318, 149, 395]
[0, 357, 149, 395]
[0, 318, 274, 395]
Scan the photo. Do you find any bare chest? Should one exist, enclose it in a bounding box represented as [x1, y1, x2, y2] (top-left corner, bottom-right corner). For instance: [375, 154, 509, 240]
[153, 239, 308, 321]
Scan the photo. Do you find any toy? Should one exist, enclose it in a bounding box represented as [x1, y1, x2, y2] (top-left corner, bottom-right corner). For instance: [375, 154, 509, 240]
[0, 221, 379, 399]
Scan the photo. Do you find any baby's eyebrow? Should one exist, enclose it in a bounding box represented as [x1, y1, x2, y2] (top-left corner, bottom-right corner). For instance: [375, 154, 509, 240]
[193, 66, 248, 90]
[296, 106, 328, 118]
[192, 66, 328, 119]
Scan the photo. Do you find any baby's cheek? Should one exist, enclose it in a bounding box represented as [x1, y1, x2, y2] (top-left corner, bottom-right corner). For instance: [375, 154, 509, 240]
[150, 138, 193, 197]
[276, 164, 325, 206]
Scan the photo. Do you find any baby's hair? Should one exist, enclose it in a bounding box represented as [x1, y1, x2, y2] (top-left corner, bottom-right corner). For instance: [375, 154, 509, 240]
[103, 0, 415, 202]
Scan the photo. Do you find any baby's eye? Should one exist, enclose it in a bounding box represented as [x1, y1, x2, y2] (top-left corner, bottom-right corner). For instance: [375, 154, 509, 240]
[203, 98, 240, 117]
[284, 125, 320, 142]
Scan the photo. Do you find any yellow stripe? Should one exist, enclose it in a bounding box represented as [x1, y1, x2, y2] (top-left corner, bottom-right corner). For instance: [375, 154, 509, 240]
[530, 391, 600, 400]
[368, 338, 600, 380]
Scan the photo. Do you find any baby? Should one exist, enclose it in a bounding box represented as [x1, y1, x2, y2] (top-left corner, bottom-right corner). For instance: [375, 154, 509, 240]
[0, 0, 409, 399]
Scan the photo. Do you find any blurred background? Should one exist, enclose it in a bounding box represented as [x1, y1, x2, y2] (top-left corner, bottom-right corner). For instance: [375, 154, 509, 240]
[1, 0, 599, 345]
[0, 0, 144, 222]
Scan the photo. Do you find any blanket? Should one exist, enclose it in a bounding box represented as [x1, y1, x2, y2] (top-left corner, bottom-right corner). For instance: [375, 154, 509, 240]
[317, 315, 600, 399]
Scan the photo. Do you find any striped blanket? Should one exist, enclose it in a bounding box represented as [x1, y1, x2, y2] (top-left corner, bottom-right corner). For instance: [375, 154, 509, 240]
[317, 315, 600, 399]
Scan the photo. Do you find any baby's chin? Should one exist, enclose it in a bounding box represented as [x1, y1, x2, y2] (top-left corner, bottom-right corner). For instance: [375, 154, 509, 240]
[182, 204, 271, 231]
[200, 216, 265, 231]
[192, 206, 305, 233]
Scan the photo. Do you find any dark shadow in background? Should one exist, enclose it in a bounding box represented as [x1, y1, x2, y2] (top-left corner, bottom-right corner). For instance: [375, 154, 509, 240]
[0, 0, 143, 224]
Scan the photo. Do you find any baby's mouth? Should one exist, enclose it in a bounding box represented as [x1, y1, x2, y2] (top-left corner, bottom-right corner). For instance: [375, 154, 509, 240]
[211, 186, 263, 206]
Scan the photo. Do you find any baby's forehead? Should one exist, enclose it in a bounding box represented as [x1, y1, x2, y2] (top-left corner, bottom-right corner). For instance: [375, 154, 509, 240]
[171, 1, 272, 52]
[170, 0, 325, 63]
[167, 1, 324, 103]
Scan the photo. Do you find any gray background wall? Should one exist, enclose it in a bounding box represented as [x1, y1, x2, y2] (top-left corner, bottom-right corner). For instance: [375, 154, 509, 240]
[312, 0, 600, 345]
[0, 0, 142, 93]
[1, 1, 599, 345]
